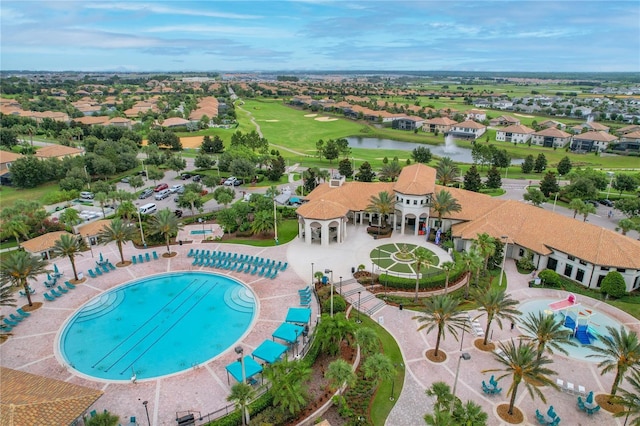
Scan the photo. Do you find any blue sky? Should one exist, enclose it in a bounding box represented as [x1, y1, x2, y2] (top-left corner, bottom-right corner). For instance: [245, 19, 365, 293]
[1, 1, 638, 72]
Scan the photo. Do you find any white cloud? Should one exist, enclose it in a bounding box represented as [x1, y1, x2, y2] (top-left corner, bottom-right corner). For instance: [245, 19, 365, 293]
[83, 2, 261, 19]
[141, 25, 293, 38]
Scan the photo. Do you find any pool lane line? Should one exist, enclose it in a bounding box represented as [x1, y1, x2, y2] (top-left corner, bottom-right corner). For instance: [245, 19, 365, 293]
[103, 281, 211, 373]
[90, 278, 201, 369]
[118, 282, 218, 376]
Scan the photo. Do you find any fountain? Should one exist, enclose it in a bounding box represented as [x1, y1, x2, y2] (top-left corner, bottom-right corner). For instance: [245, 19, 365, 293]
[443, 134, 459, 154]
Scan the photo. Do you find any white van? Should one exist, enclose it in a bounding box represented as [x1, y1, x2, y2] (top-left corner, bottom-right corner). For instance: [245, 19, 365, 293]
[139, 203, 157, 215]
[155, 189, 171, 200]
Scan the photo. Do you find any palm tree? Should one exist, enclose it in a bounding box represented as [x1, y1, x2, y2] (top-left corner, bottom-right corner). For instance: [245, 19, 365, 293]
[484, 339, 557, 416]
[440, 261, 455, 293]
[518, 311, 577, 360]
[425, 381, 454, 412]
[52, 233, 83, 281]
[264, 359, 312, 415]
[436, 157, 460, 186]
[325, 359, 357, 390]
[117, 200, 137, 221]
[94, 192, 109, 218]
[568, 199, 585, 219]
[316, 313, 354, 356]
[366, 191, 395, 230]
[587, 326, 640, 400]
[149, 208, 183, 255]
[579, 202, 597, 222]
[0, 250, 48, 306]
[98, 218, 136, 265]
[429, 189, 462, 229]
[227, 382, 254, 426]
[2, 218, 29, 246]
[354, 326, 379, 356]
[379, 160, 402, 181]
[412, 247, 437, 302]
[424, 409, 453, 426]
[452, 400, 488, 425]
[617, 218, 639, 236]
[250, 210, 276, 236]
[461, 249, 483, 298]
[472, 233, 496, 274]
[363, 353, 396, 390]
[473, 288, 521, 346]
[413, 294, 467, 358]
[0, 281, 17, 308]
[613, 368, 640, 425]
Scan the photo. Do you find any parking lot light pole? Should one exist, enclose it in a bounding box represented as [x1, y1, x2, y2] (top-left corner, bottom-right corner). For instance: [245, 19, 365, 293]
[451, 353, 471, 413]
[498, 236, 508, 287]
[136, 205, 147, 248]
[325, 269, 334, 317]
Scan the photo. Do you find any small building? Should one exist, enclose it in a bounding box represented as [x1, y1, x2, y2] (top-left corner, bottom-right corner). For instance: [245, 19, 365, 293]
[446, 120, 487, 140]
[489, 115, 520, 127]
[496, 124, 535, 143]
[34, 145, 83, 160]
[392, 116, 425, 131]
[571, 131, 619, 153]
[20, 230, 73, 260]
[465, 109, 487, 121]
[423, 117, 457, 133]
[614, 130, 640, 153]
[572, 121, 610, 134]
[531, 127, 573, 148]
[78, 219, 110, 247]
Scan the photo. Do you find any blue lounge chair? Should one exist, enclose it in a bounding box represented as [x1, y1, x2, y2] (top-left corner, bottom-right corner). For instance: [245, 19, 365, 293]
[550, 416, 561, 425]
[270, 270, 278, 280]
[17, 308, 31, 317]
[250, 265, 258, 275]
[51, 289, 63, 298]
[138, 254, 144, 264]
[4, 318, 18, 327]
[132, 256, 137, 265]
[9, 313, 24, 323]
[145, 253, 151, 262]
[192, 258, 199, 266]
[101, 265, 110, 274]
[57, 285, 69, 294]
[187, 248, 194, 257]
[107, 262, 116, 270]
[280, 262, 288, 271]
[95, 267, 103, 276]
[44, 293, 56, 302]
[88, 269, 97, 278]
[153, 251, 158, 260]
[586, 406, 600, 415]
[65, 281, 76, 290]
[1, 323, 13, 332]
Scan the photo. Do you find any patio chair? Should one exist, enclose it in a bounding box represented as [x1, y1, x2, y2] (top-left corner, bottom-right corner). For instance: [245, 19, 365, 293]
[187, 248, 194, 257]
[16, 308, 31, 317]
[145, 253, 151, 262]
[556, 378, 564, 389]
[550, 416, 561, 425]
[270, 270, 278, 280]
[95, 267, 103, 276]
[3, 318, 19, 327]
[44, 293, 56, 302]
[51, 288, 63, 298]
[57, 285, 69, 294]
[132, 256, 137, 265]
[586, 406, 600, 415]
[107, 262, 116, 270]
[535, 409, 546, 425]
[153, 251, 158, 260]
[1, 323, 13, 332]
[577, 396, 586, 411]
[65, 281, 76, 290]
[101, 265, 110, 274]
[280, 262, 288, 271]
[565, 382, 575, 394]
[90, 410, 97, 417]
[251, 265, 259, 275]
[9, 313, 24, 323]
[129, 416, 136, 425]
[138, 254, 144, 264]
[192, 258, 199, 266]
[578, 385, 586, 396]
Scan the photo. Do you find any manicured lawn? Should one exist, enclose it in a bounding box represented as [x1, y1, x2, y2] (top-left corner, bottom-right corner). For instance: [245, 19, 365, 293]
[352, 314, 404, 426]
[217, 219, 298, 247]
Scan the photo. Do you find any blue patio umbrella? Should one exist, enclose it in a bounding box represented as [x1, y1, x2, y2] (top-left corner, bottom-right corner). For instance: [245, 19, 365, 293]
[99, 253, 104, 262]
[54, 264, 59, 274]
[46, 273, 52, 281]
[586, 391, 594, 405]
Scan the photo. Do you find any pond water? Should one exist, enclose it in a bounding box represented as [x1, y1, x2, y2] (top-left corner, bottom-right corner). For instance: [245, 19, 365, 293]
[346, 136, 523, 165]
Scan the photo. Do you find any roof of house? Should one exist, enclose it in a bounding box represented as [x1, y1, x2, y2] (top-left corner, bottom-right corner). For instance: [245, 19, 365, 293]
[583, 122, 610, 131]
[499, 124, 535, 134]
[77, 220, 110, 238]
[533, 127, 572, 138]
[424, 117, 457, 126]
[161, 117, 191, 127]
[0, 367, 103, 426]
[617, 124, 640, 135]
[34, 145, 83, 159]
[490, 115, 520, 124]
[302, 181, 394, 218]
[295, 198, 350, 220]
[20, 231, 71, 253]
[453, 120, 486, 129]
[573, 131, 618, 142]
[0, 151, 23, 165]
[72, 116, 110, 125]
[394, 163, 436, 195]
[621, 130, 640, 140]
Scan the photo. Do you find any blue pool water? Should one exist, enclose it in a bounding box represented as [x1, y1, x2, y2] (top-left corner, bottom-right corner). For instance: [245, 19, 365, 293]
[60, 272, 255, 381]
[190, 229, 213, 235]
[518, 298, 626, 362]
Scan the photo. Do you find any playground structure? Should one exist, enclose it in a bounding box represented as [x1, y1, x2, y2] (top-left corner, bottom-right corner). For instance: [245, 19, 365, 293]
[548, 294, 578, 311]
[560, 307, 599, 345]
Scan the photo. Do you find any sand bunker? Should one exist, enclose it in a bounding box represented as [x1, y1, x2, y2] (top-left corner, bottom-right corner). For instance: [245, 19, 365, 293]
[263, 119, 280, 122]
[304, 114, 318, 118]
[314, 117, 338, 122]
[178, 136, 205, 149]
[514, 113, 535, 118]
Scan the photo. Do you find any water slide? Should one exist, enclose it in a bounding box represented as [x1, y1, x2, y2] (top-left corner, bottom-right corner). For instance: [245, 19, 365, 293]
[549, 293, 578, 311]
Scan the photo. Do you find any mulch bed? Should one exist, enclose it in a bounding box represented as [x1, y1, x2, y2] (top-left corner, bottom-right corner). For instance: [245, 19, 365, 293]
[496, 404, 524, 424]
[162, 252, 177, 258]
[474, 339, 495, 351]
[425, 349, 447, 363]
[70, 277, 86, 284]
[21, 302, 43, 312]
[116, 261, 132, 267]
[595, 394, 624, 414]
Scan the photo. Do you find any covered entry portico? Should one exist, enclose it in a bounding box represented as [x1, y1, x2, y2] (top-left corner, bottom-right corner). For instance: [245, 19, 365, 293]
[296, 199, 348, 246]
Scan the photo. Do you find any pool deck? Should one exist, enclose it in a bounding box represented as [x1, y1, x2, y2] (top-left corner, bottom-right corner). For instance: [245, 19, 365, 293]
[2, 225, 638, 425]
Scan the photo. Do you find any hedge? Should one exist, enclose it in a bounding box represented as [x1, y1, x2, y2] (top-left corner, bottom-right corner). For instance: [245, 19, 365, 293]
[380, 261, 467, 291]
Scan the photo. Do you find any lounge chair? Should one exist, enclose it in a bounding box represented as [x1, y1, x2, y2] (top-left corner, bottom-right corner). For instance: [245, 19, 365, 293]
[192, 258, 199, 266]
[280, 262, 288, 271]
[187, 248, 194, 257]
[3, 318, 19, 327]
[132, 256, 137, 265]
[550, 416, 561, 425]
[101, 265, 110, 274]
[270, 270, 278, 280]
[44, 293, 56, 302]
[51, 289, 63, 298]
[1, 323, 13, 332]
[535, 409, 546, 425]
[57, 285, 69, 294]
[138, 254, 144, 264]
[250, 265, 258, 275]
[17, 308, 31, 317]
[65, 281, 76, 290]
[586, 406, 600, 415]
[145, 253, 151, 262]
[96, 267, 103, 276]
[88, 269, 97, 278]
[9, 314, 24, 323]
[107, 262, 116, 270]
[153, 251, 158, 260]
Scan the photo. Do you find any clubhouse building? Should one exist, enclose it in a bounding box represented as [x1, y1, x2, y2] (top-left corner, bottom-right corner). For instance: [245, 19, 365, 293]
[296, 164, 640, 292]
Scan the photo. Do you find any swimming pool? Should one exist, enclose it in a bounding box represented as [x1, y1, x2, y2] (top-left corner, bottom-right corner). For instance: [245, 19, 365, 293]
[190, 229, 213, 235]
[518, 298, 626, 362]
[59, 272, 256, 381]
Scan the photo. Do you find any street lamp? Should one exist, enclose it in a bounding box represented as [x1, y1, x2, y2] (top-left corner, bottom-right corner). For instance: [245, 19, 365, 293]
[142, 400, 151, 426]
[371, 261, 375, 290]
[198, 217, 205, 234]
[311, 262, 314, 286]
[451, 353, 471, 413]
[459, 324, 467, 351]
[356, 291, 362, 323]
[273, 198, 279, 245]
[325, 269, 334, 317]
[339, 276, 342, 295]
[498, 236, 508, 287]
[606, 171, 615, 200]
[136, 205, 147, 248]
[234, 346, 246, 384]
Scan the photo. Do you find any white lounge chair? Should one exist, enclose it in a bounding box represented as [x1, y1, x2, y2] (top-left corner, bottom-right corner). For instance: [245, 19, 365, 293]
[566, 382, 575, 394]
[578, 385, 586, 396]
[556, 378, 564, 388]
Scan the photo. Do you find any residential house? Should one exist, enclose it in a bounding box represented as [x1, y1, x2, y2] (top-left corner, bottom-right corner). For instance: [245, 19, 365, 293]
[489, 115, 520, 127]
[106, 117, 133, 129]
[73, 116, 110, 126]
[614, 130, 640, 153]
[34, 145, 83, 160]
[159, 117, 191, 128]
[446, 120, 487, 140]
[572, 121, 610, 134]
[465, 109, 487, 121]
[531, 127, 573, 148]
[539, 120, 567, 130]
[423, 117, 457, 133]
[392, 116, 425, 131]
[493, 100, 514, 110]
[616, 124, 640, 136]
[0, 151, 23, 185]
[496, 124, 535, 143]
[571, 131, 619, 153]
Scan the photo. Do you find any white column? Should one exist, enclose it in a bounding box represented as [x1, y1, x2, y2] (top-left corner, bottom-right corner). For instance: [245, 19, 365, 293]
[321, 222, 329, 246]
[304, 222, 312, 244]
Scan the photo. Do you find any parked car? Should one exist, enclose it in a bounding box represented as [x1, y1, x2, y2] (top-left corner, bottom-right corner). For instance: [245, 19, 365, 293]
[154, 183, 169, 192]
[181, 173, 192, 180]
[585, 200, 599, 207]
[120, 176, 130, 183]
[80, 191, 94, 200]
[192, 174, 201, 182]
[137, 170, 147, 177]
[155, 189, 171, 200]
[170, 184, 184, 194]
[224, 177, 241, 186]
[139, 188, 154, 199]
[599, 199, 614, 207]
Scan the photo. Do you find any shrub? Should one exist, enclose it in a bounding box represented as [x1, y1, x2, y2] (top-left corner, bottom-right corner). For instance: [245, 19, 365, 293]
[538, 269, 560, 286]
[380, 263, 466, 291]
[600, 271, 627, 299]
[516, 250, 535, 271]
[322, 294, 346, 314]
